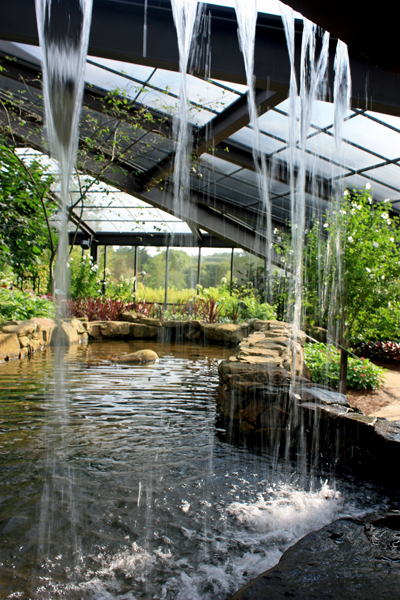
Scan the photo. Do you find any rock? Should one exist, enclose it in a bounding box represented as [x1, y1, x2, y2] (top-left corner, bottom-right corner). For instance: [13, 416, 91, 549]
[300, 386, 349, 407]
[1, 320, 37, 336]
[112, 349, 159, 364]
[51, 321, 79, 346]
[130, 323, 159, 339]
[0, 333, 21, 360]
[137, 316, 163, 327]
[18, 336, 30, 348]
[69, 318, 87, 334]
[32, 318, 56, 344]
[163, 320, 190, 330]
[100, 321, 130, 337]
[120, 311, 139, 322]
[230, 512, 400, 600]
[86, 321, 130, 338]
[201, 323, 246, 345]
[28, 339, 41, 353]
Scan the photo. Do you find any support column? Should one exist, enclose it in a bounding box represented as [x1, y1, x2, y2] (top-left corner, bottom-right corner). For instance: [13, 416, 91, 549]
[90, 241, 99, 264]
[197, 246, 202, 287]
[103, 245, 108, 294]
[230, 248, 235, 294]
[164, 245, 170, 309]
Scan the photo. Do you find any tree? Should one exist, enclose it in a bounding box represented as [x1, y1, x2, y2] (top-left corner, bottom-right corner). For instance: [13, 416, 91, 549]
[276, 186, 400, 392]
[0, 145, 58, 290]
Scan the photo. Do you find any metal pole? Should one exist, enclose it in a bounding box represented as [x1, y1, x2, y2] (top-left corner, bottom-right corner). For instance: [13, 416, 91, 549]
[197, 246, 202, 287]
[103, 245, 108, 294]
[230, 248, 234, 294]
[133, 246, 138, 299]
[164, 245, 170, 309]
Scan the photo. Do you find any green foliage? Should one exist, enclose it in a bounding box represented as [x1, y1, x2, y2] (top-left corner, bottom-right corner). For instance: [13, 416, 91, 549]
[66, 297, 132, 321]
[0, 285, 55, 322]
[69, 253, 102, 299]
[0, 146, 58, 285]
[217, 281, 276, 323]
[304, 342, 385, 390]
[275, 187, 400, 345]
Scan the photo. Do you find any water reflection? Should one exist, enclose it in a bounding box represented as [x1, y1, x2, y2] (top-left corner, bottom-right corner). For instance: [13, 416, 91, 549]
[0, 341, 389, 599]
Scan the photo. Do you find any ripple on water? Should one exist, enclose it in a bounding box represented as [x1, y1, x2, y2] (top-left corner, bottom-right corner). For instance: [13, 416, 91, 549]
[0, 340, 391, 600]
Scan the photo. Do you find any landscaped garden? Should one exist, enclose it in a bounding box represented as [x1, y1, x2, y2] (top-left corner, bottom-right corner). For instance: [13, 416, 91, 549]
[1, 147, 399, 395]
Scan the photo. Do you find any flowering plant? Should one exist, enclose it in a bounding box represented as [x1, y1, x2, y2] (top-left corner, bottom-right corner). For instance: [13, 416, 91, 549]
[304, 342, 385, 390]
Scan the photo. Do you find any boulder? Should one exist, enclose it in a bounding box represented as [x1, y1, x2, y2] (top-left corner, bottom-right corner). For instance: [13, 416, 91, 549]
[100, 321, 130, 337]
[32, 317, 56, 344]
[201, 323, 246, 345]
[0, 333, 21, 360]
[230, 512, 400, 600]
[112, 349, 159, 364]
[130, 323, 159, 339]
[1, 320, 37, 336]
[120, 311, 139, 322]
[69, 318, 87, 334]
[137, 316, 163, 327]
[51, 321, 79, 346]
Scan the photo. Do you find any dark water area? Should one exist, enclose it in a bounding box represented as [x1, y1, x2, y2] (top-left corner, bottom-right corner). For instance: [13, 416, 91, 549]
[0, 341, 393, 599]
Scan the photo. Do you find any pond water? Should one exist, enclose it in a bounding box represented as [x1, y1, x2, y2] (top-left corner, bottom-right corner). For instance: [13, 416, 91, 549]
[0, 340, 392, 600]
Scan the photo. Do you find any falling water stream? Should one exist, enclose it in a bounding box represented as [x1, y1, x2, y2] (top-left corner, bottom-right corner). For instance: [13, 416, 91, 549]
[234, 0, 272, 279]
[0, 2, 386, 599]
[34, 0, 93, 576]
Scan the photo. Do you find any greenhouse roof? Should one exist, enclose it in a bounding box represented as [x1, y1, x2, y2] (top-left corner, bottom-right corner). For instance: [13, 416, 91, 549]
[0, 0, 399, 258]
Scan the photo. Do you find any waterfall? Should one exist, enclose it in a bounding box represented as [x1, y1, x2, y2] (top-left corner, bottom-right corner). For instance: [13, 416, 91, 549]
[34, 0, 93, 574]
[170, 0, 200, 222]
[234, 0, 273, 283]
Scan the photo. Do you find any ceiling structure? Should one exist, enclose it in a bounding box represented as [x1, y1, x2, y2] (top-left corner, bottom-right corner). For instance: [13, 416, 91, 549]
[0, 0, 399, 262]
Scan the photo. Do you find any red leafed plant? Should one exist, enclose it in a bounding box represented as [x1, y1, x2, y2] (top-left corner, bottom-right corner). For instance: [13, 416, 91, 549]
[66, 298, 134, 321]
[199, 297, 222, 323]
[356, 340, 400, 362]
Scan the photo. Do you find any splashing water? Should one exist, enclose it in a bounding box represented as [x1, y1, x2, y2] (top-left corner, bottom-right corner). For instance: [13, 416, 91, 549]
[234, 0, 273, 282]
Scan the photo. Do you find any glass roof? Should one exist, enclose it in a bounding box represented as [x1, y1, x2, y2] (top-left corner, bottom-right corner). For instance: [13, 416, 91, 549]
[0, 20, 400, 246]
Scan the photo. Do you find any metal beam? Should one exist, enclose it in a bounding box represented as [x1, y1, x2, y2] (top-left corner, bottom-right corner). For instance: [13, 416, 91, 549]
[0, 0, 399, 117]
[140, 86, 288, 190]
[69, 231, 236, 248]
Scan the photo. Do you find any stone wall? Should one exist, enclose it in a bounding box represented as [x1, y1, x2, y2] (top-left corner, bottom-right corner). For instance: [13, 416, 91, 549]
[0, 313, 261, 362]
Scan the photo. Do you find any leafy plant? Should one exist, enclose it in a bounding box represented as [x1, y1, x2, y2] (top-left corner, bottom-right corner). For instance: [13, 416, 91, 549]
[355, 340, 400, 362]
[304, 342, 385, 390]
[199, 297, 222, 323]
[66, 297, 133, 321]
[0, 286, 55, 322]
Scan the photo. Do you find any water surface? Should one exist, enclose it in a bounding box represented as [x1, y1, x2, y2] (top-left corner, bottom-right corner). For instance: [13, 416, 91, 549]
[0, 341, 390, 599]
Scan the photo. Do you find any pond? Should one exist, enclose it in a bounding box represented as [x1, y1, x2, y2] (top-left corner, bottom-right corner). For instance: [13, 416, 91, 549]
[0, 340, 391, 599]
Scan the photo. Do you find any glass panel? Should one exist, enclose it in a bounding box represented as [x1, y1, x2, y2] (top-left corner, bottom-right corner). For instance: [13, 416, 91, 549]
[258, 109, 290, 142]
[341, 174, 400, 206]
[87, 56, 154, 82]
[344, 114, 400, 159]
[85, 63, 143, 97]
[365, 110, 400, 132]
[306, 132, 380, 170]
[201, 154, 242, 175]
[277, 147, 350, 179]
[366, 163, 400, 191]
[149, 70, 239, 112]
[228, 128, 286, 153]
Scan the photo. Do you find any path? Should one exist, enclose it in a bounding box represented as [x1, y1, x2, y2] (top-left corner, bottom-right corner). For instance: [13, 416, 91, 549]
[347, 364, 400, 421]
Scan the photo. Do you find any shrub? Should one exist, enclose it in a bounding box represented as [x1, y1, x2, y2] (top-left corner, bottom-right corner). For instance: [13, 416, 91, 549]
[355, 340, 400, 362]
[0, 286, 55, 322]
[66, 298, 133, 321]
[304, 342, 385, 390]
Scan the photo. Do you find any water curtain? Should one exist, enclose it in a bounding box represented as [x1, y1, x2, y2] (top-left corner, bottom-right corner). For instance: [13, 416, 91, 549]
[170, 0, 199, 220]
[234, 0, 272, 282]
[34, 0, 93, 571]
[35, 0, 93, 303]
